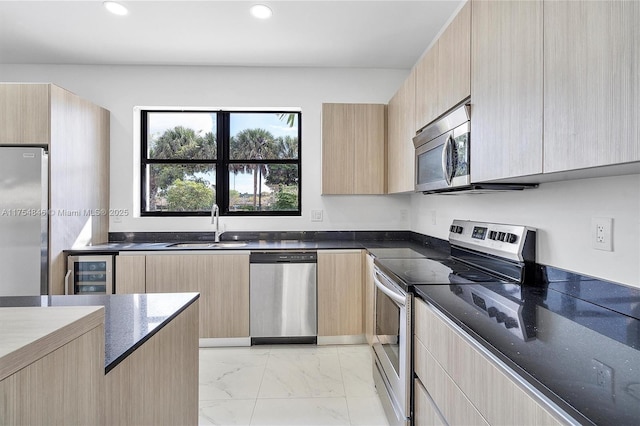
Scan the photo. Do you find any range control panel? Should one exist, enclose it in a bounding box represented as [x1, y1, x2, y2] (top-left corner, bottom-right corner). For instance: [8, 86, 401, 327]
[450, 283, 536, 341]
[448, 220, 536, 263]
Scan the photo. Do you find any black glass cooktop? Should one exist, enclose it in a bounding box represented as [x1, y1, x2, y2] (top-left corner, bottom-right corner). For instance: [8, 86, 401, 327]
[374, 257, 509, 289]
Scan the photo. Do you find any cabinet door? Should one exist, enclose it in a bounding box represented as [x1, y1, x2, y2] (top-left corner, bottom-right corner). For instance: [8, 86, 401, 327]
[145, 253, 249, 338]
[415, 44, 439, 131]
[354, 104, 386, 194]
[437, 1, 471, 113]
[387, 69, 417, 194]
[322, 103, 386, 194]
[0, 84, 50, 145]
[317, 250, 363, 336]
[115, 255, 146, 294]
[544, 0, 640, 172]
[471, 0, 543, 182]
[414, 378, 446, 426]
[322, 103, 354, 194]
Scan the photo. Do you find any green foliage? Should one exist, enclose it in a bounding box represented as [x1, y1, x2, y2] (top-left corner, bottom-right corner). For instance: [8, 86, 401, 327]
[274, 186, 298, 210]
[165, 180, 214, 211]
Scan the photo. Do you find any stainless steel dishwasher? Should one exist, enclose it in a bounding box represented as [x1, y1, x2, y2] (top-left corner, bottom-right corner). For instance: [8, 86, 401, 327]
[250, 252, 317, 344]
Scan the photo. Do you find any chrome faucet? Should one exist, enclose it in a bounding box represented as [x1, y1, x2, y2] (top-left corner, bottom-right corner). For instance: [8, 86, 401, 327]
[211, 203, 223, 242]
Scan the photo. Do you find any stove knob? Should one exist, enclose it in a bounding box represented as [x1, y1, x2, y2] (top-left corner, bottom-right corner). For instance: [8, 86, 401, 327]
[505, 317, 519, 329]
[489, 231, 497, 240]
[450, 225, 456, 233]
[496, 312, 507, 323]
[497, 232, 506, 241]
[487, 307, 498, 318]
[507, 233, 518, 244]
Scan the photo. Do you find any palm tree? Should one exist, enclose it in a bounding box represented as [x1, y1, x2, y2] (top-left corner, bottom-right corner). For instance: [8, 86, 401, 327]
[230, 128, 275, 209]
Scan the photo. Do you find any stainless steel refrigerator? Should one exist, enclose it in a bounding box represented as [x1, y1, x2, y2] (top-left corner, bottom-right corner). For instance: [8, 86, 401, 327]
[0, 147, 48, 296]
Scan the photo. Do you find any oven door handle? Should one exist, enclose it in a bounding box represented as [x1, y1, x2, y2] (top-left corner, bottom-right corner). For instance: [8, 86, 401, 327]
[441, 134, 454, 186]
[373, 272, 407, 307]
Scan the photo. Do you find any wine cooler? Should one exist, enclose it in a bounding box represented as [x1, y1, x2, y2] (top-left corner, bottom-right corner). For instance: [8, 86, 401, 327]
[66, 255, 114, 295]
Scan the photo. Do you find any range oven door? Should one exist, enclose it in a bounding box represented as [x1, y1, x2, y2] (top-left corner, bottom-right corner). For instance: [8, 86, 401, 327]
[372, 266, 411, 425]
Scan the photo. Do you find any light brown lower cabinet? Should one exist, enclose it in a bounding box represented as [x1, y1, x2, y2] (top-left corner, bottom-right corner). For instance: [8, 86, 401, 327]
[413, 378, 446, 426]
[115, 254, 146, 294]
[0, 308, 105, 426]
[145, 252, 250, 338]
[105, 300, 199, 426]
[317, 250, 364, 337]
[414, 298, 566, 426]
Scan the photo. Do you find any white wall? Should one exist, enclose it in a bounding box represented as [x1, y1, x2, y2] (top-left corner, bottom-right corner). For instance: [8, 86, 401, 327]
[411, 174, 640, 288]
[0, 64, 412, 232]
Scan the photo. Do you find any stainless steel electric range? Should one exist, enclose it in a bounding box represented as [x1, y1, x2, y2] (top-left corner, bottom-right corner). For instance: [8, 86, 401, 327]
[371, 220, 536, 426]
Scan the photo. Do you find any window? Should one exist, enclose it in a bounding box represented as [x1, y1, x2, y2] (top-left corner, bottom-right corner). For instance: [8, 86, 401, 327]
[141, 110, 301, 216]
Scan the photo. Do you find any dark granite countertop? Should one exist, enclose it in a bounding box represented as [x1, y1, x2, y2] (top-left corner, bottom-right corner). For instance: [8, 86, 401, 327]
[413, 277, 640, 426]
[65, 230, 451, 258]
[0, 292, 199, 373]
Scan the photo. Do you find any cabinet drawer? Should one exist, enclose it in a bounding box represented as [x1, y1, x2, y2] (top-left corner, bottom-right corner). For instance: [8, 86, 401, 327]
[414, 298, 565, 425]
[414, 336, 489, 426]
[413, 378, 445, 426]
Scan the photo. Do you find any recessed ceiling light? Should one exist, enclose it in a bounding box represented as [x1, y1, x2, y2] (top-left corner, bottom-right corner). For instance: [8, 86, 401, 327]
[103, 1, 128, 16]
[250, 4, 273, 20]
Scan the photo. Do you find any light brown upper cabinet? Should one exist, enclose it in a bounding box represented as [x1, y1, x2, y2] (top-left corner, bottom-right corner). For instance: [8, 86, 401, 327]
[437, 1, 471, 120]
[0, 83, 110, 295]
[0, 84, 51, 144]
[470, 0, 543, 182]
[322, 103, 387, 195]
[415, 44, 440, 131]
[543, 0, 640, 173]
[387, 69, 417, 194]
[415, 1, 471, 132]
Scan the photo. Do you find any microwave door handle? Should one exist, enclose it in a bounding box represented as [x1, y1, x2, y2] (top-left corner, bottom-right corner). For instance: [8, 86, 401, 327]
[373, 273, 406, 307]
[441, 134, 453, 186]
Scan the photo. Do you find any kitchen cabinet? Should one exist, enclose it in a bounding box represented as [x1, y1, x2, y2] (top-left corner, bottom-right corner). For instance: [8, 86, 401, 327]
[321, 103, 386, 195]
[0, 306, 105, 425]
[115, 254, 146, 294]
[415, 1, 471, 132]
[543, 0, 640, 173]
[470, 0, 543, 182]
[145, 252, 249, 339]
[414, 44, 439, 131]
[105, 299, 198, 426]
[414, 298, 565, 425]
[387, 69, 417, 194]
[414, 378, 446, 426]
[437, 1, 471, 118]
[317, 250, 364, 337]
[0, 83, 110, 295]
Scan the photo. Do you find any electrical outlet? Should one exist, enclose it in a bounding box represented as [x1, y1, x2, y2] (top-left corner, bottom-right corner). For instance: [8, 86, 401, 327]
[311, 209, 323, 222]
[592, 217, 613, 251]
[592, 359, 614, 398]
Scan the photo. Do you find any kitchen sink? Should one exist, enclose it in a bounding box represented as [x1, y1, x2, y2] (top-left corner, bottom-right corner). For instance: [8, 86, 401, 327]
[167, 242, 248, 248]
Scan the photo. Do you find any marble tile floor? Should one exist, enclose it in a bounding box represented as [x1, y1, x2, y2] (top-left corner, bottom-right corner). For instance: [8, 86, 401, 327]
[198, 344, 390, 426]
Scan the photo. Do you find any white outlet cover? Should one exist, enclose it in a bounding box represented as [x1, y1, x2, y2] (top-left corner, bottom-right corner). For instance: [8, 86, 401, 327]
[592, 217, 613, 251]
[311, 209, 323, 222]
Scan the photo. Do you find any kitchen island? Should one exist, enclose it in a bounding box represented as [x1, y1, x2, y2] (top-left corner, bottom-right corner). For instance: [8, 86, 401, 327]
[0, 292, 199, 425]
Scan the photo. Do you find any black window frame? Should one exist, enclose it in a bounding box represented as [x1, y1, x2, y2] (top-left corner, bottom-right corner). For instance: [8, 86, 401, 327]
[140, 109, 302, 217]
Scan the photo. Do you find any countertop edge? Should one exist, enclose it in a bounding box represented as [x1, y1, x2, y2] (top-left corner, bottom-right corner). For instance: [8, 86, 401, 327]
[104, 292, 199, 374]
[0, 306, 105, 380]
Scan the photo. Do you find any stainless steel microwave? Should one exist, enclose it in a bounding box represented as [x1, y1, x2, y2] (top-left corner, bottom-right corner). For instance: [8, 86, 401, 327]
[413, 102, 471, 193]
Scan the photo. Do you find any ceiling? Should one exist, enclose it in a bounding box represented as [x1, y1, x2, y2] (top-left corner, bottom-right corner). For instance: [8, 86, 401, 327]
[0, 1, 463, 69]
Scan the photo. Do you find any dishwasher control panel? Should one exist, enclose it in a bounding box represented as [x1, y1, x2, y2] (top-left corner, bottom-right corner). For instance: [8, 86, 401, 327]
[250, 252, 317, 263]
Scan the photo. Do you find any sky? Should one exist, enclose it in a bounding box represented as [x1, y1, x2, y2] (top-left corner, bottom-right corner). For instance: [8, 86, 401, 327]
[147, 111, 298, 194]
